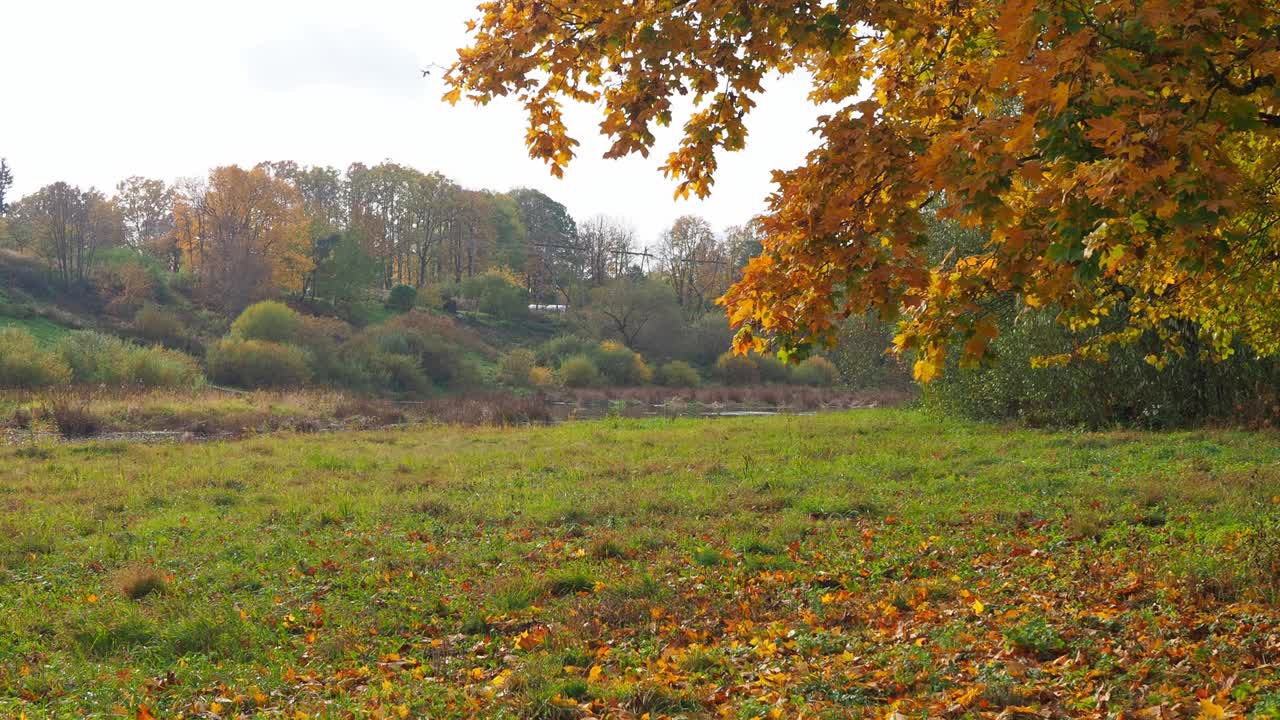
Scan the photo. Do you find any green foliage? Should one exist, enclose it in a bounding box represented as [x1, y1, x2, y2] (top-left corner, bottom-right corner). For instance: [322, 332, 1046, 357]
[560, 354, 602, 388]
[373, 353, 433, 395]
[926, 305, 1280, 428]
[498, 348, 538, 387]
[373, 329, 470, 389]
[55, 332, 130, 384]
[656, 360, 701, 387]
[594, 341, 652, 385]
[755, 353, 790, 384]
[463, 272, 528, 321]
[674, 313, 735, 367]
[123, 346, 204, 388]
[1004, 618, 1067, 660]
[230, 301, 300, 344]
[207, 338, 311, 389]
[58, 332, 197, 388]
[827, 314, 912, 389]
[0, 327, 72, 387]
[792, 356, 840, 387]
[715, 352, 759, 386]
[386, 285, 418, 314]
[537, 335, 596, 368]
[312, 233, 380, 310]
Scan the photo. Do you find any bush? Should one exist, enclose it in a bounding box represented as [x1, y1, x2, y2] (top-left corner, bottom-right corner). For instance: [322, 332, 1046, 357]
[538, 335, 596, 368]
[755, 353, 790, 384]
[230, 301, 300, 343]
[528, 366, 555, 388]
[792, 356, 840, 387]
[56, 331, 131, 384]
[386, 285, 418, 313]
[124, 346, 203, 388]
[560, 355, 603, 388]
[374, 353, 432, 395]
[715, 352, 760, 386]
[207, 338, 311, 389]
[828, 314, 912, 389]
[498, 349, 538, 387]
[133, 304, 187, 348]
[925, 304, 1280, 428]
[373, 328, 470, 388]
[463, 272, 528, 321]
[0, 328, 72, 388]
[55, 331, 203, 388]
[595, 341, 652, 386]
[656, 360, 701, 387]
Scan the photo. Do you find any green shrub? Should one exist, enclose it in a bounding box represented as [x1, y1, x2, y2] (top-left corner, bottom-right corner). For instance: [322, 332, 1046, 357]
[124, 346, 203, 388]
[56, 331, 131, 384]
[827, 314, 912, 389]
[386, 285, 417, 313]
[498, 349, 538, 387]
[230, 301, 300, 343]
[755, 353, 790, 384]
[656, 360, 701, 387]
[537, 335, 595, 368]
[925, 304, 1280, 428]
[560, 355, 602, 388]
[56, 331, 203, 388]
[792, 356, 840, 387]
[374, 353, 432, 395]
[715, 352, 759, 386]
[595, 341, 652, 386]
[207, 338, 311, 389]
[134, 304, 187, 348]
[373, 329, 469, 388]
[0, 328, 72, 388]
[463, 272, 528, 321]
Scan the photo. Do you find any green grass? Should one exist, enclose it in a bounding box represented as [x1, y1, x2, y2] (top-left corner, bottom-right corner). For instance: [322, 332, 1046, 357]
[1, 410, 1278, 718]
[0, 314, 72, 345]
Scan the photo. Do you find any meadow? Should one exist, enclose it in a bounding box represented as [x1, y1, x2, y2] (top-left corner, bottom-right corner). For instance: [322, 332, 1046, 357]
[1, 410, 1278, 718]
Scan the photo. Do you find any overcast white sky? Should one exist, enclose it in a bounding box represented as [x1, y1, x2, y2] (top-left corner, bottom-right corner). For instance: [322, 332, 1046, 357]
[0, 0, 827, 247]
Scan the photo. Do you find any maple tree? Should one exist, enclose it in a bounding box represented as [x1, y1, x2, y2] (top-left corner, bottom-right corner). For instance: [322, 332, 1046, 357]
[448, 0, 1280, 379]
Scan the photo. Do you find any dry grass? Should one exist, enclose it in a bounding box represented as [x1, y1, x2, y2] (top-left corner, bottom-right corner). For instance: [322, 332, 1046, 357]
[113, 565, 167, 600]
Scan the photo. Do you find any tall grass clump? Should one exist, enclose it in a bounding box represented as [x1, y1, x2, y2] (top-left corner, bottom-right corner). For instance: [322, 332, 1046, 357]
[0, 327, 72, 388]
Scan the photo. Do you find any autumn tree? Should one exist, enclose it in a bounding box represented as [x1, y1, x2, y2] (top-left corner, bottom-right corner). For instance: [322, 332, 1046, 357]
[11, 182, 122, 287]
[449, 0, 1280, 379]
[114, 176, 175, 254]
[657, 215, 731, 317]
[173, 165, 311, 311]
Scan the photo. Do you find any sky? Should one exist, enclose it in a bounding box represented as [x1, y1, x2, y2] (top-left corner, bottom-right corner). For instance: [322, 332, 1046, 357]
[0, 0, 830, 248]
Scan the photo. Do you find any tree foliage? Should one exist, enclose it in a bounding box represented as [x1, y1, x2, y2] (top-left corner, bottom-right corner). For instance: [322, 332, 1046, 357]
[449, 0, 1280, 380]
[174, 166, 312, 311]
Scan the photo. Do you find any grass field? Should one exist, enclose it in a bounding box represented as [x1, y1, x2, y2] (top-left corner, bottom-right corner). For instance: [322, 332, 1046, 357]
[1, 410, 1278, 718]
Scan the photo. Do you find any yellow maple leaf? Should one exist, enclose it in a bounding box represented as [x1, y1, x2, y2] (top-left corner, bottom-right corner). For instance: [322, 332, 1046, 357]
[971, 599, 985, 614]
